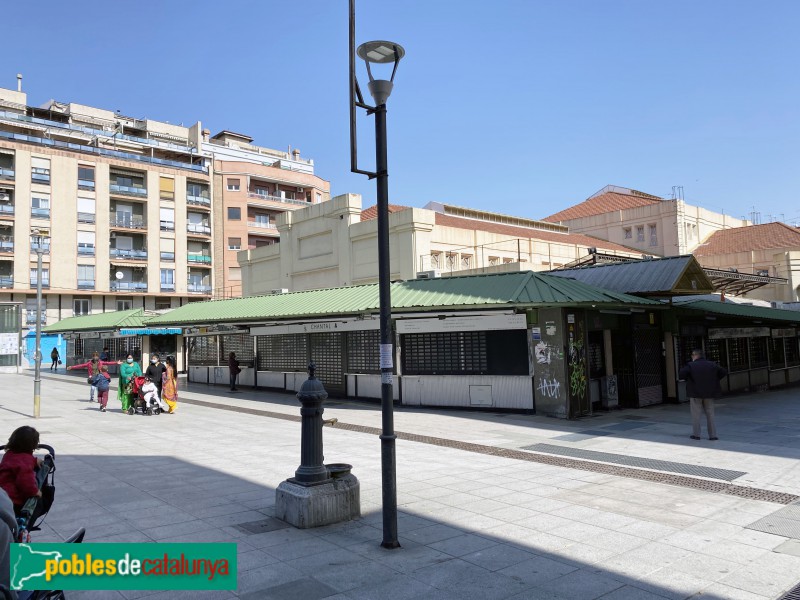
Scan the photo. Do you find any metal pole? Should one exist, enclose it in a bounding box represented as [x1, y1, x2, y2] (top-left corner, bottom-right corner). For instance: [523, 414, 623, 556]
[34, 244, 43, 418]
[375, 102, 399, 549]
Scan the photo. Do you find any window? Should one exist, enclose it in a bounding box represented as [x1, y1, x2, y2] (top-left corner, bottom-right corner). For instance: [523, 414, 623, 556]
[636, 226, 645, 242]
[30, 268, 49, 287]
[347, 330, 381, 373]
[488, 256, 499, 266]
[254, 213, 270, 226]
[228, 237, 242, 250]
[31, 157, 50, 184]
[77, 197, 96, 223]
[73, 298, 90, 317]
[316, 192, 322, 203]
[155, 298, 172, 310]
[30, 233, 50, 254]
[31, 194, 50, 219]
[446, 253, 457, 269]
[257, 334, 307, 371]
[78, 166, 95, 190]
[649, 224, 658, 246]
[160, 238, 175, 261]
[227, 207, 241, 220]
[255, 187, 268, 197]
[77, 231, 95, 256]
[623, 227, 632, 239]
[227, 179, 240, 191]
[769, 337, 786, 369]
[160, 269, 175, 291]
[77, 264, 95, 289]
[430, 252, 442, 269]
[229, 267, 241, 281]
[461, 254, 472, 270]
[401, 330, 529, 376]
[159, 177, 175, 200]
[188, 335, 220, 366]
[160, 207, 175, 231]
[116, 299, 133, 311]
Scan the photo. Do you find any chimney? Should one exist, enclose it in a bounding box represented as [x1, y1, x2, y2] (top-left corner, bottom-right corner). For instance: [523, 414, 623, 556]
[292, 149, 301, 160]
[202, 128, 210, 142]
[16, 73, 22, 92]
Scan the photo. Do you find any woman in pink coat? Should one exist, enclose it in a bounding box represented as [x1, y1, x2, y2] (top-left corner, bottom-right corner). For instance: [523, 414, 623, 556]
[68, 352, 120, 402]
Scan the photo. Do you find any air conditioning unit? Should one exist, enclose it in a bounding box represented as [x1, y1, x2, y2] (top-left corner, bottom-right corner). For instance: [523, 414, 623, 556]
[416, 270, 441, 279]
[0, 193, 9, 202]
[297, 187, 304, 193]
[268, 288, 289, 295]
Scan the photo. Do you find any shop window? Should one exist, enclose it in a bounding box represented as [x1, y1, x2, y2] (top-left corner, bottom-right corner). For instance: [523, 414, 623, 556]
[785, 337, 800, 367]
[401, 330, 528, 376]
[347, 330, 380, 373]
[749, 337, 769, 368]
[727, 338, 749, 372]
[188, 336, 219, 366]
[221, 333, 254, 366]
[257, 334, 308, 371]
[769, 337, 786, 369]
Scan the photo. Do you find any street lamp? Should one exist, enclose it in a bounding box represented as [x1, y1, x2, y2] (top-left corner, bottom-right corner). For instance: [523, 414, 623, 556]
[348, 0, 405, 550]
[32, 228, 49, 418]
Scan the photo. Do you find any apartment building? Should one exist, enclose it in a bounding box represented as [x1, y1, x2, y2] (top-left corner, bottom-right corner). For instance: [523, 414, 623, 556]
[0, 84, 214, 334]
[202, 131, 330, 298]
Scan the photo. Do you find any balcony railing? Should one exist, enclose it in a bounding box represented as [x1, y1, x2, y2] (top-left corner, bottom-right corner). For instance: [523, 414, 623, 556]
[247, 192, 309, 207]
[187, 223, 211, 235]
[0, 275, 13, 288]
[188, 283, 212, 294]
[187, 194, 211, 207]
[249, 221, 277, 230]
[0, 204, 14, 215]
[160, 252, 175, 262]
[0, 240, 13, 253]
[77, 279, 95, 289]
[78, 179, 95, 191]
[31, 207, 50, 219]
[109, 183, 147, 197]
[0, 168, 14, 180]
[110, 248, 147, 260]
[26, 311, 46, 325]
[31, 170, 50, 184]
[187, 252, 212, 264]
[30, 243, 50, 254]
[160, 220, 175, 232]
[111, 281, 147, 292]
[77, 246, 95, 256]
[160, 283, 175, 292]
[29, 278, 50, 288]
[77, 212, 95, 224]
[109, 214, 146, 229]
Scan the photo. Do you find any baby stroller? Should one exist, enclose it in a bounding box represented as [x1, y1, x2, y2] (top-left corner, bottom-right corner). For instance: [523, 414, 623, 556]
[0, 443, 85, 600]
[129, 376, 163, 416]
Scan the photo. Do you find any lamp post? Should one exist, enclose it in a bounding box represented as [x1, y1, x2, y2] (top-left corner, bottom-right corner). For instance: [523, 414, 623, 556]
[32, 229, 49, 418]
[348, 0, 404, 550]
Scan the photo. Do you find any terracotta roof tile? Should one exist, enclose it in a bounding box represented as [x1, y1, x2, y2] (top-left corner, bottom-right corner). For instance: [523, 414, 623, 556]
[434, 214, 639, 255]
[544, 192, 662, 223]
[360, 204, 410, 221]
[694, 222, 800, 256]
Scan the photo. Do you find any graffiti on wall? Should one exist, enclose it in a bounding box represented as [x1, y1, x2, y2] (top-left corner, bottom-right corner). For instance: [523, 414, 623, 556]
[567, 316, 587, 399]
[537, 378, 561, 398]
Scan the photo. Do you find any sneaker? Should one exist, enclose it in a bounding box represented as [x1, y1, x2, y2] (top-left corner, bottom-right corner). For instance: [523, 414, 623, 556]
[100, 406, 106, 412]
[709, 437, 719, 441]
[690, 435, 701, 440]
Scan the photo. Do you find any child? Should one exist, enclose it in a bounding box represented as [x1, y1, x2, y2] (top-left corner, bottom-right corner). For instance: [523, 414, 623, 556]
[90, 366, 112, 412]
[141, 377, 168, 412]
[68, 353, 119, 402]
[0, 426, 43, 514]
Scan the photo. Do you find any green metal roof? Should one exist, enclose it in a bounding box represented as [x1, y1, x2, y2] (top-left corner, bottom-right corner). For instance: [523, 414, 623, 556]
[145, 271, 661, 327]
[678, 300, 800, 325]
[43, 308, 148, 333]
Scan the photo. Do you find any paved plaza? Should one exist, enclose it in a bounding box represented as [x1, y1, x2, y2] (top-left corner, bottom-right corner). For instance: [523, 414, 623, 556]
[4, 371, 800, 599]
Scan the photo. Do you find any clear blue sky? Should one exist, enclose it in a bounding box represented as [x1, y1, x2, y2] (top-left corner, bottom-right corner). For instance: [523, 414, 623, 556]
[5, 0, 799, 223]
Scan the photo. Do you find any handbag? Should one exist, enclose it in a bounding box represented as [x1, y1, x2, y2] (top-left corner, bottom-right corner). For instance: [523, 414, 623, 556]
[58, 360, 62, 365]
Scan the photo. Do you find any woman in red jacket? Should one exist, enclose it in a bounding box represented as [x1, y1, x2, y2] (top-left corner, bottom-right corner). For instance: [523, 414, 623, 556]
[68, 352, 120, 402]
[0, 426, 42, 514]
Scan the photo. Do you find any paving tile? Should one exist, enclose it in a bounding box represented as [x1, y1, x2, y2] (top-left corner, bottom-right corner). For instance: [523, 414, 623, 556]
[428, 533, 499, 558]
[460, 543, 536, 571]
[411, 558, 532, 600]
[535, 568, 625, 599]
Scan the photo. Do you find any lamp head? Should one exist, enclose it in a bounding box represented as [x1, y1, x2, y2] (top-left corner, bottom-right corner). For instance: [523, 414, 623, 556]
[356, 40, 405, 105]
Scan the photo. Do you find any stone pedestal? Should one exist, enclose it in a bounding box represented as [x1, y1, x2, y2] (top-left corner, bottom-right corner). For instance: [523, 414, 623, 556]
[275, 472, 360, 529]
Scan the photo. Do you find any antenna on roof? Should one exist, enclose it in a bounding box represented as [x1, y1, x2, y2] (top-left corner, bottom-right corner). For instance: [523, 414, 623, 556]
[749, 207, 761, 225]
[671, 186, 684, 201]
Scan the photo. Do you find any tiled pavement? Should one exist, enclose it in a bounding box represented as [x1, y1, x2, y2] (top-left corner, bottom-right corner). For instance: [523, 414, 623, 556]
[3, 371, 800, 599]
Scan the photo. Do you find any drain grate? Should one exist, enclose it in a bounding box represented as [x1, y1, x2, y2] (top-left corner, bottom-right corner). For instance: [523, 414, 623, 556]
[521, 443, 746, 482]
[779, 581, 800, 600]
[747, 501, 800, 539]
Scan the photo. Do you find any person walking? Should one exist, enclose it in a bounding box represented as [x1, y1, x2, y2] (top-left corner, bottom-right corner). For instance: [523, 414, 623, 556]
[67, 352, 118, 402]
[145, 354, 167, 400]
[100, 347, 110, 361]
[90, 366, 112, 412]
[679, 349, 727, 441]
[228, 352, 240, 391]
[49, 347, 60, 372]
[118, 354, 142, 413]
[162, 355, 178, 414]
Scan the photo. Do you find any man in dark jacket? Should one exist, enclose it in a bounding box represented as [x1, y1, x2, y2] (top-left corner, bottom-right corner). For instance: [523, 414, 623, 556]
[679, 349, 727, 441]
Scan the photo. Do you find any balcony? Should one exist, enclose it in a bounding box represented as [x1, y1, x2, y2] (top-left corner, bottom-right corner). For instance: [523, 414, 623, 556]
[0, 239, 13, 253]
[0, 168, 14, 181]
[110, 184, 147, 197]
[111, 281, 148, 292]
[109, 213, 147, 229]
[31, 169, 50, 185]
[77, 279, 95, 290]
[78, 179, 95, 191]
[160, 251, 175, 262]
[77, 245, 95, 256]
[160, 220, 175, 232]
[187, 222, 211, 235]
[110, 248, 147, 260]
[187, 252, 212, 265]
[30, 242, 50, 254]
[31, 207, 50, 219]
[160, 282, 175, 292]
[77, 212, 95, 224]
[0, 204, 14, 216]
[247, 192, 308, 207]
[29, 277, 49, 289]
[26, 310, 46, 325]
[0, 275, 12, 288]
[188, 283, 212, 294]
[248, 221, 278, 231]
[187, 194, 211, 208]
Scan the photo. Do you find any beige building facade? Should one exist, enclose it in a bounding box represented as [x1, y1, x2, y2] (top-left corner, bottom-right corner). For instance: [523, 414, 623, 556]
[544, 185, 749, 257]
[237, 194, 642, 295]
[0, 85, 213, 333]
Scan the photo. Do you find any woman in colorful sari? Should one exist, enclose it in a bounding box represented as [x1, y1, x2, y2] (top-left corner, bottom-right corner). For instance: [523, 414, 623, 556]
[162, 355, 178, 414]
[118, 354, 142, 413]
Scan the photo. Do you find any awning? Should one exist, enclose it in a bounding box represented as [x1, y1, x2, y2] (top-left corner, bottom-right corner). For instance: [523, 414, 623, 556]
[119, 327, 182, 336]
